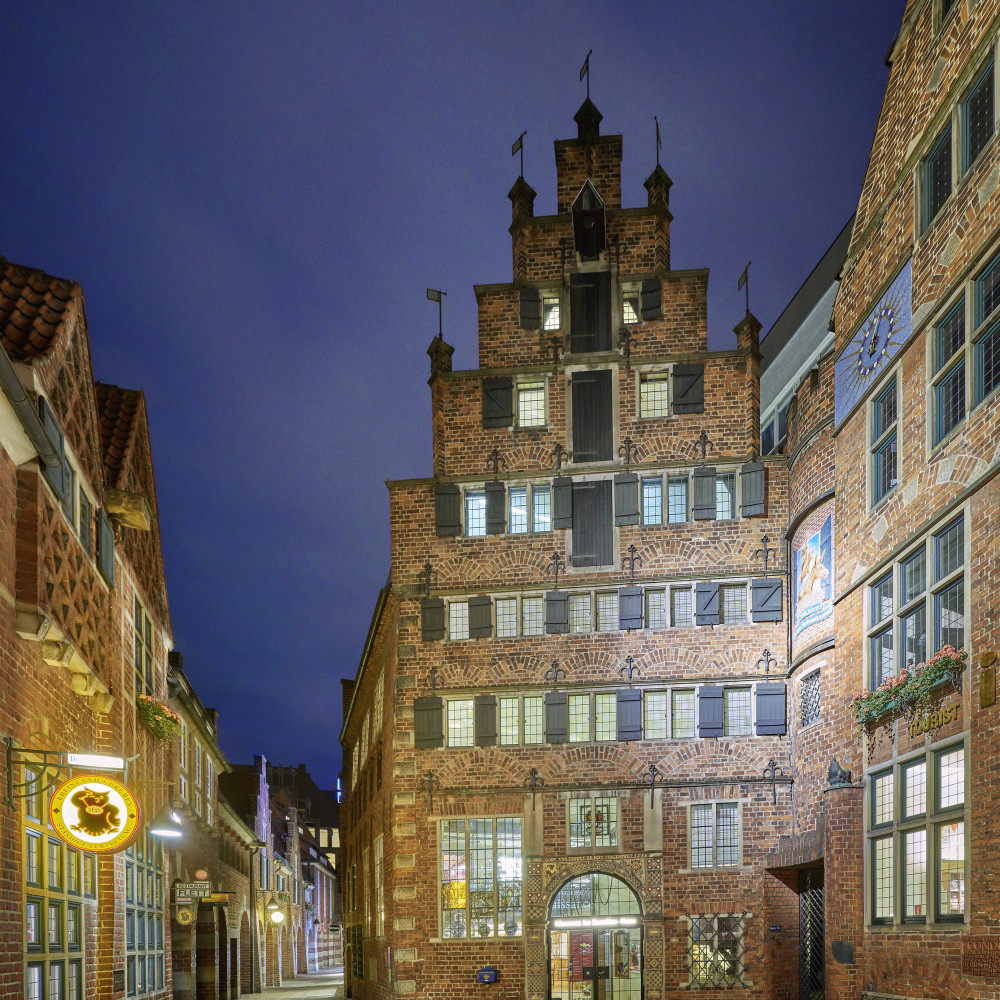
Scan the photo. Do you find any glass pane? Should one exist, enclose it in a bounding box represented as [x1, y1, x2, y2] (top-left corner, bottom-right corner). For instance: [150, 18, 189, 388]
[967, 63, 994, 166]
[904, 829, 927, 919]
[640, 374, 670, 417]
[937, 746, 964, 809]
[936, 300, 965, 370]
[667, 477, 688, 522]
[979, 252, 1000, 324]
[517, 382, 545, 427]
[499, 698, 519, 745]
[596, 592, 618, 632]
[645, 589, 666, 629]
[593, 798, 617, 847]
[594, 693, 616, 740]
[568, 694, 590, 742]
[935, 580, 964, 649]
[903, 760, 926, 817]
[532, 486, 551, 532]
[800, 671, 821, 726]
[468, 819, 495, 938]
[440, 819, 467, 939]
[901, 605, 926, 672]
[716, 803, 739, 867]
[872, 770, 893, 826]
[871, 628, 894, 688]
[723, 688, 751, 737]
[496, 598, 517, 638]
[938, 821, 965, 917]
[672, 690, 695, 738]
[569, 800, 591, 849]
[874, 381, 897, 438]
[508, 487, 527, 533]
[523, 696, 543, 744]
[716, 474, 735, 519]
[720, 585, 747, 624]
[465, 492, 486, 536]
[642, 477, 663, 524]
[874, 435, 897, 501]
[936, 363, 965, 441]
[569, 594, 591, 633]
[447, 700, 474, 747]
[978, 319, 1000, 400]
[871, 573, 893, 624]
[522, 597, 543, 636]
[449, 602, 469, 641]
[671, 588, 692, 628]
[496, 818, 521, 937]
[901, 548, 926, 604]
[543, 296, 560, 331]
[644, 691, 667, 739]
[873, 836, 894, 920]
[935, 518, 963, 580]
[690, 804, 713, 868]
[926, 127, 951, 222]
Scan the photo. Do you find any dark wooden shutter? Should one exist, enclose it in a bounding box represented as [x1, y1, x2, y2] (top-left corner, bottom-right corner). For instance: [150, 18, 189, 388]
[741, 462, 766, 517]
[544, 691, 568, 743]
[482, 377, 514, 428]
[614, 473, 639, 526]
[695, 582, 719, 626]
[474, 694, 498, 746]
[434, 484, 462, 536]
[755, 683, 787, 735]
[672, 363, 705, 413]
[640, 277, 661, 320]
[421, 598, 445, 641]
[616, 689, 642, 741]
[519, 288, 541, 329]
[571, 480, 613, 567]
[97, 508, 115, 586]
[552, 476, 573, 529]
[618, 586, 643, 630]
[414, 696, 444, 748]
[751, 578, 783, 622]
[698, 686, 724, 737]
[571, 369, 613, 463]
[569, 271, 611, 352]
[468, 595, 493, 638]
[38, 396, 67, 502]
[485, 481, 506, 534]
[692, 467, 717, 520]
[545, 591, 569, 633]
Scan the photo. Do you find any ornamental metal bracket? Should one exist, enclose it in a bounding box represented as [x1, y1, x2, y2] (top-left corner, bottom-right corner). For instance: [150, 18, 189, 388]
[622, 544, 643, 584]
[544, 661, 567, 690]
[753, 535, 777, 578]
[548, 551, 566, 589]
[619, 656, 641, 687]
[549, 335, 564, 372]
[4, 738, 63, 808]
[551, 442, 569, 469]
[756, 649, 778, 676]
[641, 763, 663, 810]
[695, 429, 714, 461]
[417, 558, 437, 599]
[422, 771, 439, 812]
[486, 449, 507, 474]
[618, 437, 640, 470]
[557, 237, 571, 278]
[618, 330, 638, 370]
[523, 767, 545, 811]
[763, 759, 784, 805]
[609, 234, 630, 270]
[427, 666, 443, 691]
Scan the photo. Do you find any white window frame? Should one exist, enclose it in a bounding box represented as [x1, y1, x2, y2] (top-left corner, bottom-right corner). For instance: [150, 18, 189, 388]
[567, 794, 621, 853]
[515, 378, 548, 428]
[684, 801, 744, 872]
[637, 368, 671, 419]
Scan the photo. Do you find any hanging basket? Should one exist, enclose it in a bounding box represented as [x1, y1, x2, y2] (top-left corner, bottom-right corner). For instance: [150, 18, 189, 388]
[136, 695, 181, 741]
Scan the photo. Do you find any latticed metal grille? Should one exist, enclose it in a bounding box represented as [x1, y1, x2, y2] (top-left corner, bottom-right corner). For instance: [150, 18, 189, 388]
[799, 869, 824, 1000]
[800, 671, 821, 727]
[685, 913, 748, 988]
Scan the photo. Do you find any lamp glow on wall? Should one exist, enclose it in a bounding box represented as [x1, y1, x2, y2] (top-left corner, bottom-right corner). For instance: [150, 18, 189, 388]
[266, 895, 284, 923]
[148, 805, 184, 838]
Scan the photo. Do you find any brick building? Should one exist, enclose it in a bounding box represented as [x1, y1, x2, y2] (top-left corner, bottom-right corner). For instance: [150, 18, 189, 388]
[339, 99, 799, 999]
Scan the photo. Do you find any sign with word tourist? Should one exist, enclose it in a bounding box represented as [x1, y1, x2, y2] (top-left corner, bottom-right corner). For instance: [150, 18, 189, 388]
[906, 703, 959, 740]
[48, 774, 141, 854]
[174, 881, 212, 900]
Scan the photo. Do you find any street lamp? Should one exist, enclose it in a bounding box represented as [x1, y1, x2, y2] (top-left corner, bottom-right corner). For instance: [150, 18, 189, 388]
[148, 804, 183, 838]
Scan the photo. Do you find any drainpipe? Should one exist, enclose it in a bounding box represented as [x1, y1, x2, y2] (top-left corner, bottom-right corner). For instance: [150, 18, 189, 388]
[0, 340, 60, 467]
[250, 839, 267, 993]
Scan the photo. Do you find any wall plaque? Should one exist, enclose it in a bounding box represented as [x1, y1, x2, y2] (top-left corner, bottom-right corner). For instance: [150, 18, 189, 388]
[981, 666, 996, 709]
[962, 936, 1000, 977]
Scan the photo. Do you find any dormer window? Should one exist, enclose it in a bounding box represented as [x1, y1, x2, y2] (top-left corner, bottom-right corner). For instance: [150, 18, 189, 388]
[572, 180, 606, 260]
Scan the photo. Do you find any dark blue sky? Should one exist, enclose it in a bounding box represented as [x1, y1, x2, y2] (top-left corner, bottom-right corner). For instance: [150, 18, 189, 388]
[3, 2, 905, 790]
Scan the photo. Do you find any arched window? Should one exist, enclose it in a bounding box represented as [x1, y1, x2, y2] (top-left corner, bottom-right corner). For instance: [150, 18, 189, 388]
[550, 873, 641, 919]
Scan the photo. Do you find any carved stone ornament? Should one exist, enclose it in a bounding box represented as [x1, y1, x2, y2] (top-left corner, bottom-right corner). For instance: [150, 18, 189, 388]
[104, 486, 152, 531]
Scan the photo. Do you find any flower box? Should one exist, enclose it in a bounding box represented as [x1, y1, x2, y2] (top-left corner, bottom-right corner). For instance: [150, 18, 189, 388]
[136, 695, 181, 741]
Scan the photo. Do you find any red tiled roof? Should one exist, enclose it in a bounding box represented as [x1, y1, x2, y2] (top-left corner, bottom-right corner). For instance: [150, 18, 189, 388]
[0, 257, 79, 360]
[94, 383, 142, 489]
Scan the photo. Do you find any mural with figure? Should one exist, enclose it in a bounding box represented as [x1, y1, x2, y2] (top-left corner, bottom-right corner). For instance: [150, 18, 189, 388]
[792, 505, 834, 647]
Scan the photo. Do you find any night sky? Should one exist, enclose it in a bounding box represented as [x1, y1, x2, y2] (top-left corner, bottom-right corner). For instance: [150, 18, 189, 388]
[3, 3, 905, 792]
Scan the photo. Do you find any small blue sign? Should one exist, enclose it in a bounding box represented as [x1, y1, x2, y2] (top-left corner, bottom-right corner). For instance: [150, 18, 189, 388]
[769, 924, 781, 933]
[477, 965, 497, 984]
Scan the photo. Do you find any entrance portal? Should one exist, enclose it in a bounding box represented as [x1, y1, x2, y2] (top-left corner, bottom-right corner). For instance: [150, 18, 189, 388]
[548, 873, 642, 1000]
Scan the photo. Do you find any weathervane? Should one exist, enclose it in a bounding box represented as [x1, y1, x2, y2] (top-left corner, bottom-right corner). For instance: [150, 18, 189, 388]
[738, 261, 751, 315]
[655, 115, 661, 167]
[426, 288, 446, 339]
[580, 49, 593, 99]
[512, 130, 527, 178]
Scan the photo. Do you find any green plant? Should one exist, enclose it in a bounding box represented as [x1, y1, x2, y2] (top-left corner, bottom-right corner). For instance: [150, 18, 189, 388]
[136, 694, 181, 741]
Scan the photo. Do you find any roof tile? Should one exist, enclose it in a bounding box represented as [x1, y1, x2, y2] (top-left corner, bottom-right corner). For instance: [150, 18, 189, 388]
[0, 257, 79, 360]
[94, 383, 142, 489]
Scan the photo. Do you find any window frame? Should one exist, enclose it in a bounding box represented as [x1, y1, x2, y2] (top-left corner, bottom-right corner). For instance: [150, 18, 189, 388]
[638, 369, 671, 419]
[686, 801, 742, 871]
[961, 59, 994, 174]
[870, 374, 899, 507]
[922, 124, 952, 231]
[932, 297, 967, 445]
[515, 378, 548, 429]
[567, 795, 621, 853]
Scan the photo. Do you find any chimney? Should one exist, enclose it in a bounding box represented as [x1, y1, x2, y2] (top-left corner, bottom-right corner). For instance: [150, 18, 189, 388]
[644, 165, 673, 271]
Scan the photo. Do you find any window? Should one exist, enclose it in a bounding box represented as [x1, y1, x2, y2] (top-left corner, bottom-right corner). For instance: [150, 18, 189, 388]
[867, 515, 964, 688]
[923, 126, 951, 229]
[125, 835, 164, 995]
[641, 477, 662, 524]
[867, 743, 966, 924]
[689, 802, 740, 869]
[569, 594, 592, 633]
[688, 914, 747, 987]
[516, 380, 546, 427]
[596, 592, 618, 632]
[975, 250, 1000, 404]
[720, 584, 747, 624]
[643, 687, 695, 738]
[715, 474, 736, 520]
[449, 601, 469, 641]
[496, 598, 518, 638]
[645, 589, 666, 629]
[447, 700, 474, 747]
[522, 596, 544, 636]
[373, 672, 384, 735]
[871, 378, 898, 504]
[542, 294, 560, 331]
[440, 817, 521, 939]
[374, 835, 384, 936]
[800, 671, 821, 727]
[569, 693, 590, 742]
[133, 597, 154, 696]
[963, 60, 994, 171]
[671, 587, 693, 628]
[360, 713, 369, 762]
[668, 476, 688, 522]
[508, 485, 551, 534]
[723, 688, 752, 736]
[465, 491, 486, 536]
[933, 299, 966, 443]
[639, 372, 670, 417]
[568, 797, 618, 850]
[622, 288, 640, 325]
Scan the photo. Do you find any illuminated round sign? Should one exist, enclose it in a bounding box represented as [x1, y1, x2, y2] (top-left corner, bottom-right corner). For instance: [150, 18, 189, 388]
[175, 908, 194, 926]
[49, 774, 141, 853]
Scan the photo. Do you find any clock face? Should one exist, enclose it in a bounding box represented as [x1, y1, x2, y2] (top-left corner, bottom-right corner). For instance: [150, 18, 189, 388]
[835, 260, 911, 426]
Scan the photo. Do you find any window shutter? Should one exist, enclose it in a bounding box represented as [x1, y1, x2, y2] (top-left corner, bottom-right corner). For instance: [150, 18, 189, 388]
[618, 586, 643, 630]
[695, 582, 719, 626]
[545, 591, 569, 633]
[482, 377, 514, 428]
[751, 578, 783, 622]
[740, 462, 766, 517]
[672, 363, 705, 414]
[571, 480, 613, 567]
[640, 277, 661, 320]
[421, 598, 445, 641]
[468, 595, 493, 638]
[614, 473, 639, 526]
[616, 689, 642, 741]
[698, 686, 724, 737]
[434, 484, 462, 536]
[519, 288, 541, 329]
[692, 467, 717, 520]
[474, 694, 498, 746]
[755, 683, 787, 736]
[414, 696, 444, 748]
[485, 481, 506, 534]
[544, 691, 568, 743]
[38, 396, 67, 502]
[569, 272, 611, 353]
[571, 369, 613, 463]
[97, 508, 115, 586]
[552, 476, 573, 529]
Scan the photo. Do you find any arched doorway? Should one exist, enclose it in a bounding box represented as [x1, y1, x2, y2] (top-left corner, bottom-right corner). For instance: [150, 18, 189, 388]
[548, 873, 643, 1000]
[239, 912, 252, 994]
[216, 908, 229, 999]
